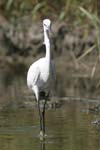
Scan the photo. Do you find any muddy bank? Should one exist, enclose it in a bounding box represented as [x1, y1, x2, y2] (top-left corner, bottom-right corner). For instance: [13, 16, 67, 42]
[0, 16, 100, 109]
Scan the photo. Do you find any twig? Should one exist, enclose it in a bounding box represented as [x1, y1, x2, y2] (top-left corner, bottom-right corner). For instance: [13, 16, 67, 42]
[78, 45, 96, 61]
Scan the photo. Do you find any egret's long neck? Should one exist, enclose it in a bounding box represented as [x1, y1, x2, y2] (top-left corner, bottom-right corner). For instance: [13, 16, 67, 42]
[43, 29, 50, 62]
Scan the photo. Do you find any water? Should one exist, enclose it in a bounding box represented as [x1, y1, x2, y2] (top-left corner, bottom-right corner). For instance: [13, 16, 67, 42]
[0, 100, 99, 150]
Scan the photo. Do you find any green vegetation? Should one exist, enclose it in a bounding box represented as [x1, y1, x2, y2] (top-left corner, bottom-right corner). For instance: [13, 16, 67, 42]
[79, 7, 100, 77]
[0, 0, 98, 23]
[0, 0, 99, 105]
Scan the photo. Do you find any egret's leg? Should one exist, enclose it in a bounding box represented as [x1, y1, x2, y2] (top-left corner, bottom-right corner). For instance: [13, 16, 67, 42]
[38, 100, 43, 134]
[41, 100, 46, 134]
[38, 99, 46, 138]
[33, 86, 43, 136]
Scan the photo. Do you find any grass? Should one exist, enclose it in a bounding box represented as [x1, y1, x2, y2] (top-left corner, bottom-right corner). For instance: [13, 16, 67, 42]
[0, 0, 99, 101]
[79, 7, 100, 78]
[0, 0, 98, 24]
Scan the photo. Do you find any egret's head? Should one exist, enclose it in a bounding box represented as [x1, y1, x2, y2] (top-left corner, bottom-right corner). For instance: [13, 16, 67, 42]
[43, 19, 51, 31]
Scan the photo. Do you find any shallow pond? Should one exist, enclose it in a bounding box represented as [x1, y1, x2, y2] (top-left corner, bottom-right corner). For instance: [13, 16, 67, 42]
[0, 100, 99, 150]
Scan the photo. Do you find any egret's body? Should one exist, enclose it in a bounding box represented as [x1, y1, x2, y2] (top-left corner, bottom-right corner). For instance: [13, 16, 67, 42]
[27, 19, 55, 138]
[27, 57, 51, 94]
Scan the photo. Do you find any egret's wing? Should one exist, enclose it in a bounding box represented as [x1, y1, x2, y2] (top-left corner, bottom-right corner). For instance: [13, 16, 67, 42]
[32, 67, 40, 85]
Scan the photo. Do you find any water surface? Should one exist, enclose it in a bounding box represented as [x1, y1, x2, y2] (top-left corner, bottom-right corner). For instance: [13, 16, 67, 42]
[0, 100, 99, 150]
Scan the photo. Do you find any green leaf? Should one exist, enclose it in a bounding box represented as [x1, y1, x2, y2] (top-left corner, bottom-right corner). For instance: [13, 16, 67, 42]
[79, 7, 100, 27]
[59, 12, 66, 21]
[6, 0, 13, 11]
[32, 2, 45, 16]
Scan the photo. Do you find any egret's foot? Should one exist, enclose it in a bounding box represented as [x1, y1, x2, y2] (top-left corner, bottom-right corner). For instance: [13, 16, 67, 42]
[39, 131, 47, 140]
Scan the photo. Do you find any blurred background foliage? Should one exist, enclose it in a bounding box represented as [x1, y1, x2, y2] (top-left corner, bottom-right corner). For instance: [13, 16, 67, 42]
[0, 0, 100, 106]
[0, 0, 98, 23]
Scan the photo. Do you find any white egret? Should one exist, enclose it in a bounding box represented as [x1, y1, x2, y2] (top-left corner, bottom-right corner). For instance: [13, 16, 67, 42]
[27, 19, 55, 138]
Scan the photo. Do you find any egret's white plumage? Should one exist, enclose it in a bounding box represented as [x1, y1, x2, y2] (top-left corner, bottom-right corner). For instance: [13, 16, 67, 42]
[27, 19, 55, 137]
[27, 19, 55, 100]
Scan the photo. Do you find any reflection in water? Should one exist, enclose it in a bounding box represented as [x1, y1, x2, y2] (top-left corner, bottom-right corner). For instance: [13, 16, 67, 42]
[0, 100, 99, 150]
[40, 141, 45, 150]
